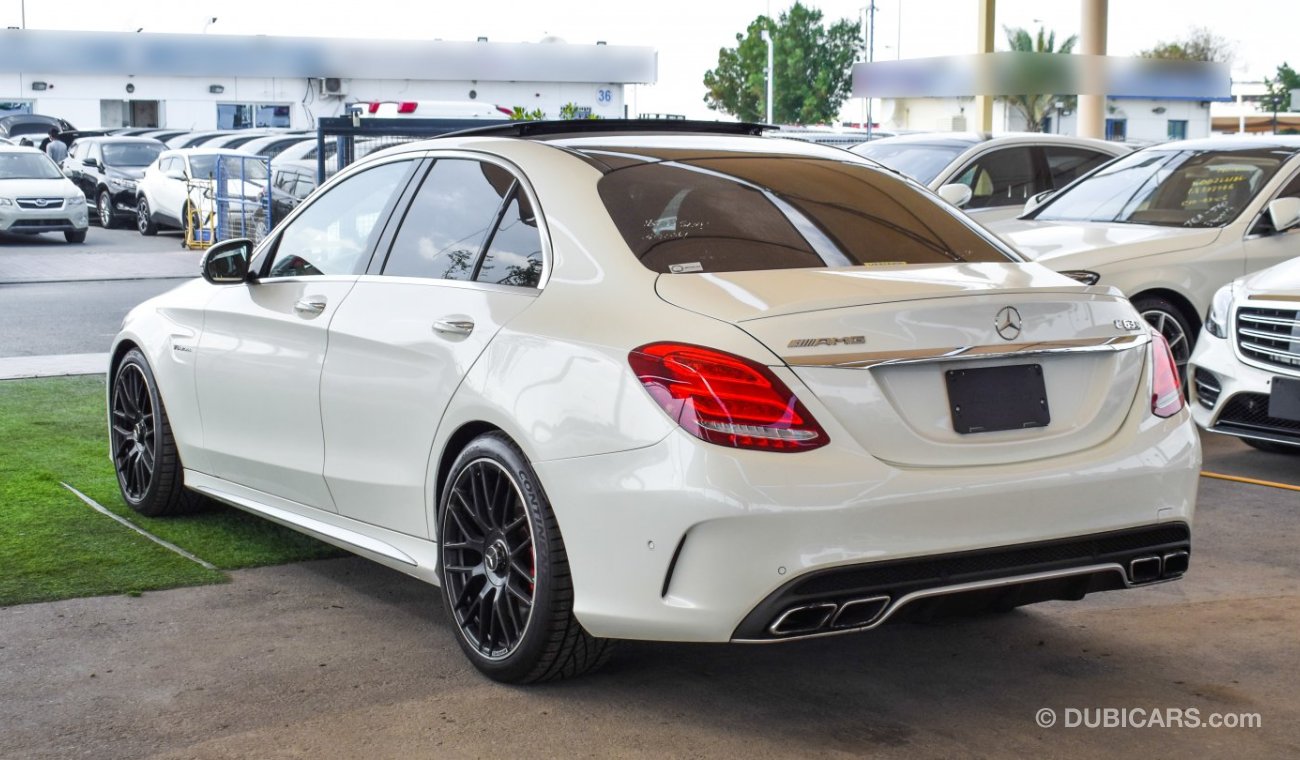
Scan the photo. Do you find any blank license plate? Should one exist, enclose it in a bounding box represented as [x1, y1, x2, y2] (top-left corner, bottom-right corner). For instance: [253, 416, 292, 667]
[946, 364, 1051, 434]
[1269, 377, 1300, 422]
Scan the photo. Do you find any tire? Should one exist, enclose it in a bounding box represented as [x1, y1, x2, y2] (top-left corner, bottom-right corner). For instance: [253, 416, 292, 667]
[137, 197, 158, 236]
[1240, 437, 1300, 454]
[64, 229, 86, 244]
[109, 349, 205, 516]
[1134, 295, 1194, 384]
[97, 189, 118, 229]
[438, 432, 613, 683]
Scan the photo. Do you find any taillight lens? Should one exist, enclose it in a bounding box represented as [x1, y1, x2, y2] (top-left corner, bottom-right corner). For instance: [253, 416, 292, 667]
[629, 342, 829, 452]
[367, 102, 381, 114]
[496, 106, 514, 116]
[1150, 332, 1183, 418]
[397, 101, 418, 114]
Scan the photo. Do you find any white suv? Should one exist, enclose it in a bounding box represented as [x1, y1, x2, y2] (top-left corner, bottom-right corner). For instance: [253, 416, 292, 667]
[136, 148, 268, 236]
[1189, 252, 1300, 453]
[0, 145, 88, 243]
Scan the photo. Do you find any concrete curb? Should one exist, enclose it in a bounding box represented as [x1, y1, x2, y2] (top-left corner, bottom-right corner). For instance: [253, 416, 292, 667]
[0, 352, 109, 380]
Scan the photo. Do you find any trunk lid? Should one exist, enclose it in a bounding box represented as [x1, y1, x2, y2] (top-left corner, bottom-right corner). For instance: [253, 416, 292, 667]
[656, 264, 1150, 467]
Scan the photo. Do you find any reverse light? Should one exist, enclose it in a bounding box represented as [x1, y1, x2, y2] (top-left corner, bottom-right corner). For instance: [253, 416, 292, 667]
[1150, 332, 1183, 418]
[629, 342, 829, 452]
[397, 101, 418, 114]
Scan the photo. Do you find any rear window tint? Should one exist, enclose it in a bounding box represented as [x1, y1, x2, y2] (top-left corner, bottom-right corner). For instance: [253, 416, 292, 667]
[597, 157, 1013, 274]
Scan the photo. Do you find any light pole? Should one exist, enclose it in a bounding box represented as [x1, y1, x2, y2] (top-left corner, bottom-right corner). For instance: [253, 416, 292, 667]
[864, 2, 877, 138]
[761, 28, 774, 124]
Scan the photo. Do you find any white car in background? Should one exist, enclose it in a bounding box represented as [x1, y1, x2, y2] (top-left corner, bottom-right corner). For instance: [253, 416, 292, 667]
[1189, 254, 1300, 453]
[852, 132, 1130, 223]
[110, 122, 1198, 684]
[987, 137, 1300, 372]
[0, 145, 89, 242]
[136, 148, 268, 236]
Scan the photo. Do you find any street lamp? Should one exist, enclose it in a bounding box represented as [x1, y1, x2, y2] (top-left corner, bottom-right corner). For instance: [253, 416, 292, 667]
[761, 28, 774, 124]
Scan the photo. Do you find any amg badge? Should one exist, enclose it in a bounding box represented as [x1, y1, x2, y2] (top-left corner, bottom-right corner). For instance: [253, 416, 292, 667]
[787, 336, 866, 348]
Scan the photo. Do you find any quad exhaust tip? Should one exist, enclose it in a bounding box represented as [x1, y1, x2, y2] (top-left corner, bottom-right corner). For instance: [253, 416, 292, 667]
[1129, 556, 1162, 584]
[768, 595, 891, 637]
[1162, 550, 1189, 577]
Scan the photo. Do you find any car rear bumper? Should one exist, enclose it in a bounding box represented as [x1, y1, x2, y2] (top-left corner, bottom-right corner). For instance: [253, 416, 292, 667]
[534, 410, 1200, 643]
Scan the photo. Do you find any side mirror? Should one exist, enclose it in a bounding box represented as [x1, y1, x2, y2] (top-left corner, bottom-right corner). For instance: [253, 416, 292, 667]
[84, 157, 100, 169]
[1023, 189, 1055, 216]
[937, 183, 973, 208]
[201, 238, 254, 284]
[1267, 197, 1300, 233]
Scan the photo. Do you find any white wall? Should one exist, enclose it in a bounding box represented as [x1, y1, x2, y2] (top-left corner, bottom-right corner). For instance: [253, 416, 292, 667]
[0, 74, 626, 129]
[1057, 99, 1211, 142]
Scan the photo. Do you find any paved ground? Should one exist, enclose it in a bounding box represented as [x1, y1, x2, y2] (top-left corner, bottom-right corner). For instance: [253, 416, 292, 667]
[1, 434, 1297, 759]
[0, 227, 198, 284]
[0, 278, 189, 358]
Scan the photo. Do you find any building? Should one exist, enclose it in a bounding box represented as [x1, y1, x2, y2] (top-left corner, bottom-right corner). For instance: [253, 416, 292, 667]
[0, 30, 657, 130]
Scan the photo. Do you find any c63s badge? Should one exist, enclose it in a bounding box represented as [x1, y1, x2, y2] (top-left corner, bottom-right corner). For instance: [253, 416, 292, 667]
[788, 336, 866, 348]
[1114, 319, 1143, 331]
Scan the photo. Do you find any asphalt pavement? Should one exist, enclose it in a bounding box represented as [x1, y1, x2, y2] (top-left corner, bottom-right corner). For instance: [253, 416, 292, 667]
[0, 227, 199, 284]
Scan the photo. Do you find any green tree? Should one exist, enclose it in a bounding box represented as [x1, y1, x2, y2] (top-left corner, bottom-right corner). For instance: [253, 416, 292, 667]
[1139, 27, 1233, 63]
[703, 2, 862, 125]
[1002, 25, 1078, 132]
[1262, 62, 1300, 133]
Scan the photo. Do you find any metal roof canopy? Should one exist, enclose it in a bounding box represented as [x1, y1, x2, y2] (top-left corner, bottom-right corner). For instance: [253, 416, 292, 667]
[0, 30, 657, 83]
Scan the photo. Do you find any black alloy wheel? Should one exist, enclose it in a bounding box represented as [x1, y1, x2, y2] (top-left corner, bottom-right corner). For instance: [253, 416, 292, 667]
[441, 457, 537, 661]
[109, 349, 203, 516]
[438, 433, 612, 683]
[110, 361, 156, 503]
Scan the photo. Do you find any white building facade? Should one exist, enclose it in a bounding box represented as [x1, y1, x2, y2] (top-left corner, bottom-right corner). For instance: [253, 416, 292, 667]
[0, 30, 657, 130]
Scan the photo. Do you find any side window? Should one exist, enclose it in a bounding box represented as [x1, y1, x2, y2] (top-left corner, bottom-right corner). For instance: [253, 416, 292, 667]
[475, 188, 544, 288]
[382, 159, 514, 281]
[952, 148, 1041, 209]
[157, 157, 172, 173]
[264, 160, 411, 278]
[1043, 147, 1110, 189]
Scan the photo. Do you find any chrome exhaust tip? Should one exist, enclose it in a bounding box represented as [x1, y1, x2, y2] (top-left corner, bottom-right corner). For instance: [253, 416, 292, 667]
[830, 595, 891, 630]
[1129, 555, 1162, 584]
[768, 603, 837, 636]
[1162, 550, 1189, 577]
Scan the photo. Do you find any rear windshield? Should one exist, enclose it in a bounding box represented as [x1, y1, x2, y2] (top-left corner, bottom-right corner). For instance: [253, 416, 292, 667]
[851, 141, 968, 184]
[597, 156, 1014, 273]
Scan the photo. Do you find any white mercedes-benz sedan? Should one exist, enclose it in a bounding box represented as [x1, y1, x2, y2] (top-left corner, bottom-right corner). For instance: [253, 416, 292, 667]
[987, 137, 1300, 374]
[109, 121, 1199, 683]
[1188, 254, 1300, 453]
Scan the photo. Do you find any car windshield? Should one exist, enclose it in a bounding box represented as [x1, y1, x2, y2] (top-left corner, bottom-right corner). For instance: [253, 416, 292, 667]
[597, 155, 1015, 274]
[189, 155, 270, 183]
[0, 151, 64, 180]
[850, 141, 968, 184]
[1033, 148, 1292, 228]
[8, 123, 54, 137]
[102, 143, 164, 167]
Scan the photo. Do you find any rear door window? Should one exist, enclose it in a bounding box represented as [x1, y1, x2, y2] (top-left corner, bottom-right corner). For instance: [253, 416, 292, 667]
[597, 156, 1014, 274]
[951, 147, 1044, 209]
[1043, 146, 1112, 189]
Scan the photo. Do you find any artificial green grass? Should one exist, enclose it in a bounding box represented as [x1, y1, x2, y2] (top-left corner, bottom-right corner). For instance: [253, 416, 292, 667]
[0, 376, 342, 607]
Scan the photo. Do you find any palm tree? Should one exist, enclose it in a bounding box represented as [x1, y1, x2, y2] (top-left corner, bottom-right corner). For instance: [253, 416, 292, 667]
[1003, 26, 1078, 132]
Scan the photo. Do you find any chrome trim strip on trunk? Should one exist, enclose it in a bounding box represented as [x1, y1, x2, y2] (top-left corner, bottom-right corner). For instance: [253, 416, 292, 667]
[782, 334, 1145, 369]
[732, 563, 1139, 644]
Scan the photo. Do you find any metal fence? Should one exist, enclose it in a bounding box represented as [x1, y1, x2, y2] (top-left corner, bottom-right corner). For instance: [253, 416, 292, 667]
[213, 154, 272, 244]
[314, 116, 501, 184]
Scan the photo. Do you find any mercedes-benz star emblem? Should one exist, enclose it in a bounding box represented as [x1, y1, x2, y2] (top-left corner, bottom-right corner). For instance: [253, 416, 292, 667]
[995, 306, 1023, 341]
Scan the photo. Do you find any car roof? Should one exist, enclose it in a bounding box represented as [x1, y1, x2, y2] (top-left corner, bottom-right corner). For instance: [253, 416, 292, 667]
[163, 147, 260, 157]
[1134, 136, 1300, 153]
[73, 136, 166, 145]
[858, 131, 1127, 149]
[0, 144, 46, 154]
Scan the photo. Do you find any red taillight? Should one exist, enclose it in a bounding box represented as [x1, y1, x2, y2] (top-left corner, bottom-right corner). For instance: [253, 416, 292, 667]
[629, 342, 829, 452]
[496, 106, 514, 116]
[397, 101, 418, 114]
[367, 102, 381, 114]
[1150, 332, 1183, 418]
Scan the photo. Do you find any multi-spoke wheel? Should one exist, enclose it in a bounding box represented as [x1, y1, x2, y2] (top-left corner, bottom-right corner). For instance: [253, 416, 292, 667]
[109, 349, 202, 516]
[137, 197, 157, 236]
[1134, 295, 1193, 385]
[98, 189, 118, 229]
[438, 432, 613, 683]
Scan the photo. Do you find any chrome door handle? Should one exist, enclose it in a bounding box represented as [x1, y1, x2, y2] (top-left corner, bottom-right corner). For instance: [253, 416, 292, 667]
[294, 297, 327, 316]
[433, 319, 475, 336]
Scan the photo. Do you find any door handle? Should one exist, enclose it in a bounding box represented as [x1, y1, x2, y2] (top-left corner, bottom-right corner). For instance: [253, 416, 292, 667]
[433, 318, 475, 336]
[294, 297, 327, 317]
